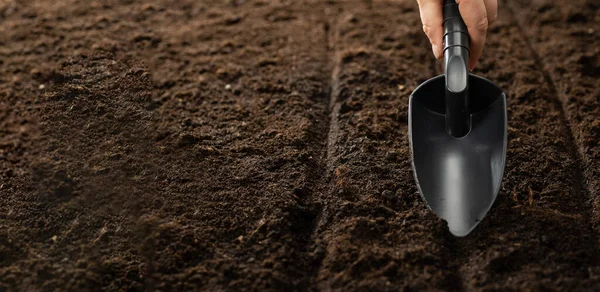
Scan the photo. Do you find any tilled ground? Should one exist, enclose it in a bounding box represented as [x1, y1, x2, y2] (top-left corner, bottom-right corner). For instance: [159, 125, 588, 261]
[0, 0, 598, 291]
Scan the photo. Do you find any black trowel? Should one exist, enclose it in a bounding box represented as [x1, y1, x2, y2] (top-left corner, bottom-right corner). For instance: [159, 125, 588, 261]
[408, 0, 507, 236]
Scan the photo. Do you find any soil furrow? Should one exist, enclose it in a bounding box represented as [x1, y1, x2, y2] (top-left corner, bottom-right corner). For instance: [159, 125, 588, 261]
[326, 52, 343, 171]
[452, 4, 600, 290]
[508, 0, 600, 230]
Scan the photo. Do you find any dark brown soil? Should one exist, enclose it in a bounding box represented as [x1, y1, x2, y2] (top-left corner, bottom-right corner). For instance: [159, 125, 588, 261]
[0, 0, 598, 291]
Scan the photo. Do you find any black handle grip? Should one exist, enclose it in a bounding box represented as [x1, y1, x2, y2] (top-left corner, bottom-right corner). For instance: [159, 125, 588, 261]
[443, 0, 470, 137]
[443, 0, 470, 52]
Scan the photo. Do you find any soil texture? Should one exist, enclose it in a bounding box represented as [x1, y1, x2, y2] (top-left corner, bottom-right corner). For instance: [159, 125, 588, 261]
[0, 0, 599, 290]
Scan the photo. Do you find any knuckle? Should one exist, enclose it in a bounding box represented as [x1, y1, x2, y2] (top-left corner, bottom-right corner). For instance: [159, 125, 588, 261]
[473, 14, 489, 30]
[422, 24, 432, 37]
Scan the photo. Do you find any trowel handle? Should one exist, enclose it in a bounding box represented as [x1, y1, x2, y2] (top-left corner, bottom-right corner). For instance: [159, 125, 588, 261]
[443, 0, 470, 137]
[443, 0, 470, 53]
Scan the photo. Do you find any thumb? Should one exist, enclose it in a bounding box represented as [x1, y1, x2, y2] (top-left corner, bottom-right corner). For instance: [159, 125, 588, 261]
[417, 0, 444, 59]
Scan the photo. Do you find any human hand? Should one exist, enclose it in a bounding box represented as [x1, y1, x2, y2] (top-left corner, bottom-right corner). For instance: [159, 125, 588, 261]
[416, 0, 497, 70]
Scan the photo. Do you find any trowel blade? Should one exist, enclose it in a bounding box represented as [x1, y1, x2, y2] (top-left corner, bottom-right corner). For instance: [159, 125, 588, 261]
[408, 74, 507, 236]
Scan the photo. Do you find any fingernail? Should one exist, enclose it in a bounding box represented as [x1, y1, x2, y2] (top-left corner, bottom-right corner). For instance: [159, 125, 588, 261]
[432, 44, 440, 59]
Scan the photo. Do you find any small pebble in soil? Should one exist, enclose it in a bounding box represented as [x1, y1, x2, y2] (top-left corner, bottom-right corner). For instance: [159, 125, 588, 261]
[225, 15, 242, 25]
[39, 84, 45, 89]
[381, 190, 394, 200]
[225, 84, 232, 90]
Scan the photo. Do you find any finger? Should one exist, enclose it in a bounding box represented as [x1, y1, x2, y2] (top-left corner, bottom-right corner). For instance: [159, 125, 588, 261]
[417, 0, 444, 59]
[483, 0, 498, 25]
[456, 0, 489, 70]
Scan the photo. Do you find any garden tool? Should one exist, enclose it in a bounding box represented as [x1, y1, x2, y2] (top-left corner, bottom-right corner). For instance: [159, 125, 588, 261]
[408, 0, 507, 236]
